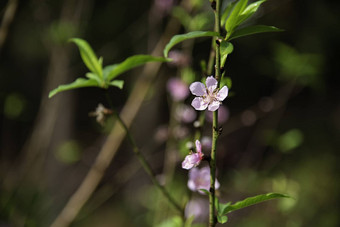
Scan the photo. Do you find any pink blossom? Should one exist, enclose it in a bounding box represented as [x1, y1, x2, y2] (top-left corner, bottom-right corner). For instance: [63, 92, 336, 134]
[182, 140, 204, 170]
[175, 104, 197, 123]
[167, 78, 189, 101]
[168, 50, 191, 67]
[190, 76, 228, 111]
[185, 198, 209, 222]
[187, 166, 220, 194]
[201, 136, 212, 150]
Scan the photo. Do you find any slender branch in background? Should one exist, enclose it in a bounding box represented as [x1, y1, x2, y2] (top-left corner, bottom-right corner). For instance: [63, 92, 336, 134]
[50, 15, 182, 227]
[209, 0, 221, 226]
[113, 109, 183, 213]
[0, 0, 18, 54]
[106, 91, 183, 213]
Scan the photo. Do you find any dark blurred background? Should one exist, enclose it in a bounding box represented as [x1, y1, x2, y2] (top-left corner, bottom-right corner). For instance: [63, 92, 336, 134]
[0, 0, 339, 226]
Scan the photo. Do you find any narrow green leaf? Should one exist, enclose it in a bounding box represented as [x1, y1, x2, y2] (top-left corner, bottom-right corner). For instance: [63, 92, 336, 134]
[105, 55, 169, 81]
[217, 215, 228, 224]
[220, 41, 234, 66]
[109, 80, 124, 89]
[218, 202, 232, 216]
[221, 1, 237, 26]
[222, 193, 290, 215]
[228, 25, 283, 41]
[236, 0, 266, 26]
[70, 38, 103, 77]
[85, 72, 103, 86]
[198, 189, 210, 196]
[49, 78, 98, 98]
[225, 0, 248, 34]
[163, 31, 220, 57]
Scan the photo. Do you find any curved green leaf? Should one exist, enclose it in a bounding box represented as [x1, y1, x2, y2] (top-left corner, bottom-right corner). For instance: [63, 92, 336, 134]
[109, 80, 124, 89]
[222, 193, 290, 215]
[225, 0, 248, 35]
[221, 1, 237, 26]
[70, 38, 103, 77]
[228, 25, 283, 41]
[105, 55, 169, 81]
[217, 215, 228, 224]
[49, 78, 98, 98]
[220, 41, 234, 66]
[163, 31, 220, 57]
[236, 0, 266, 26]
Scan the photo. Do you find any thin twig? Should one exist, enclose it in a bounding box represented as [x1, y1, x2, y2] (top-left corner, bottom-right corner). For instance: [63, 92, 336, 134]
[50, 15, 182, 227]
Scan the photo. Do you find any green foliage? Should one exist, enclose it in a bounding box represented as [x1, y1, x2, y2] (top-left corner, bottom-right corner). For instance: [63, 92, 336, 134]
[104, 55, 169, 81]
[49, 38, 168, 98]
[236, 0, 266, 26]
[222, 0, 282, 41]
[225, 0, 248, 37]
[49, 78, 99, 98]
[70, 38, 103, 77]
[220, 41, 234, 67]
[228, 25, 283, 40]
[163, 31, 220, 57]
[221, 1, 237, 27]
[215, 193, 290, 224]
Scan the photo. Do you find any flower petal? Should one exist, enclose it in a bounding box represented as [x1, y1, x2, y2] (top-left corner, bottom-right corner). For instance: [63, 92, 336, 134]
[182, 155, 195, 169]
[187, 179, 196, 191]
[182, 153, 201, 170]
[189, 82, 206, 96]
[195, 140, 202, 154]
[191, 97, 208, 111]
[208, 100, 221, 111]
[206, 76, 217, 93]
[216, 86, 228, 101]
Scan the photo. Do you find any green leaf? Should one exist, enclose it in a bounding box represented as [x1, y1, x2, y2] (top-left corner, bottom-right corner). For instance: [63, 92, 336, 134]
[49, 78, 99, 98]
[70, 38, 103, 77]
[221, 1, 237, 26]
[163, 31, 220, 57]
[228, 25, 283, 41]
[225, 0, 248, 35]
[222, 193, 290, 215]
[217, 215, 228, 224]
[105, 55, 169, 81]
[198, 189, 210, 196]
[109, 80, 124, 89]
[220, 41, 234, 66]
[236, 0, 266, 26]
[85, 72, 104, 86]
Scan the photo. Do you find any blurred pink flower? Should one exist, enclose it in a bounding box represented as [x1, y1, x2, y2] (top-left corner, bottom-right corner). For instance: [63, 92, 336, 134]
[187, 166, 220, 194]
[154, 0, 174, 13]
[190, 76, 228, 111]
[185, 198, 209, 223]
[201, 136, 212, 150]
[182, 140, 204, 170]
[206, 104, 230, 124]
[175, 104, 197, 123]
[167, 78, 189, 101]
[168, 50, 191, 67]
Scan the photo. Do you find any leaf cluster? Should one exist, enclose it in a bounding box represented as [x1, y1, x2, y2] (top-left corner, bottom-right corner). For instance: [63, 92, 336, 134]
[49, 38, 168, 98]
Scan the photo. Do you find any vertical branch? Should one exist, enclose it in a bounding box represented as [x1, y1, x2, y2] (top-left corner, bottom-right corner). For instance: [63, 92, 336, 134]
[209, 0, 221, 226]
